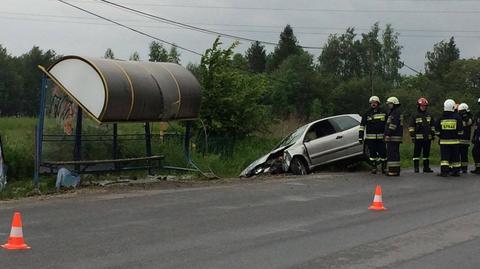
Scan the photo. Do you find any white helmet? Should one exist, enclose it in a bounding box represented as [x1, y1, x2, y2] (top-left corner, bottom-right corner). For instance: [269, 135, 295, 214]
[477, 97, 480, 104]
[369, 96, 380, 104]
[444, 99, 456, 112]
[386, 96, 400, 105]
[458, 103, 469, 112]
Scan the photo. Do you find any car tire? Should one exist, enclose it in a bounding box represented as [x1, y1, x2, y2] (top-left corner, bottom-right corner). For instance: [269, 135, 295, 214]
[290, 157, 308, 175]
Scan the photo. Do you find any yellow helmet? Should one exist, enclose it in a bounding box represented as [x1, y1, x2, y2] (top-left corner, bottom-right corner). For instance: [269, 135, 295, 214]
[369, 96, 380, 104]
[386, 97, 400, 105]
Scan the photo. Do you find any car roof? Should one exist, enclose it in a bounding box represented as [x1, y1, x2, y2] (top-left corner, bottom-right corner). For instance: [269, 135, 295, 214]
[305, 114, 361, 128]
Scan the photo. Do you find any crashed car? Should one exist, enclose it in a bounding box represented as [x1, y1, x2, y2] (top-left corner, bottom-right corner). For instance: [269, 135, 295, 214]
[240, 114, 364, 177]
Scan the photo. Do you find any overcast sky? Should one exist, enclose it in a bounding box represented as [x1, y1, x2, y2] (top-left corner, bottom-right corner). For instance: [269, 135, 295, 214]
[1, 0, 479, 74]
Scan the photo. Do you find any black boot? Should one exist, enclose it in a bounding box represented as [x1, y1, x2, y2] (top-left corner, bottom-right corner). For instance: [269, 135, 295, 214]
[414, 160, 419, 173]
[461, 166, 468, 173]
[437, 166, 449, 177]
[381, 162, 387, 174]
[450, 167, 461, 177]
[387, 167, 400, 177]
[423, 160, 434, 173]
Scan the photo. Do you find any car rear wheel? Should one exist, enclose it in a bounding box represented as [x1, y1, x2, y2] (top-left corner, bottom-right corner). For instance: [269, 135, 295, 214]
[290, 157, 308, 175]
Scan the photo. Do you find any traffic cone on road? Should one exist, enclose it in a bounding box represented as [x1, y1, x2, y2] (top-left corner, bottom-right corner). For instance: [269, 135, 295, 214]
[1, 212, 31, 250]
[368, 185, 387, 211]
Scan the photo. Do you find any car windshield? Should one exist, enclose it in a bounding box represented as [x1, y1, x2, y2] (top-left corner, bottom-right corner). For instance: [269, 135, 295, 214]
[275, 125, 308, 149]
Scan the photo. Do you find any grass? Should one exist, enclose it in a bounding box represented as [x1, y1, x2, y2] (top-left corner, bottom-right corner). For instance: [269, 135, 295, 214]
[400, 141, 441, 168]
[0, 117, 280, 181]
[0, 116, 462, 199]
[0, 177, 57, 200]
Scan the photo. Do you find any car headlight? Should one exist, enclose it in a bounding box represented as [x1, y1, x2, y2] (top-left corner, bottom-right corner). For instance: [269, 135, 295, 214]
[254, 167, 264, 175]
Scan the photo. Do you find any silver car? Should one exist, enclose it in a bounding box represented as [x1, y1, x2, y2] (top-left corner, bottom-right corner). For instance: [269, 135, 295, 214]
[240, 114, 364, 177]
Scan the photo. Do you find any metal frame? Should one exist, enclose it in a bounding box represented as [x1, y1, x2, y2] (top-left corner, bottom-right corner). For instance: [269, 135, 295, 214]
[34, 75, 197, 188]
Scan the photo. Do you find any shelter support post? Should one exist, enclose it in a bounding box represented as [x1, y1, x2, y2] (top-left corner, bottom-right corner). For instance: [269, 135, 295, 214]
[144, 122, 152, 175]
[113, 123, 118, 170]
[73, 107, 83, 172]
[34, 75, 47, 188]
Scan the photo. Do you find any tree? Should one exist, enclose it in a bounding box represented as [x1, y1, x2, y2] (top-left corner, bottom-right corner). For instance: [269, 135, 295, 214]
[425, 37, 460, 80]
[18, 46, 57, 116]
[318, 28, 363, 79]
[129, 51, 140, 61]
[199, 38, 271, 138]
[0, 45, 23, 116]
[232, 53, 248, 71]
[268, 25, 302, 72]
[167, 45, 181, 64]
[270, 52, 316, 118]
[245, 41, 266, 73]
[381, 24, 403, 84]
[149, 41, 168, 62]
[361, 22, 383, 95]
[104, 48, 115, 59]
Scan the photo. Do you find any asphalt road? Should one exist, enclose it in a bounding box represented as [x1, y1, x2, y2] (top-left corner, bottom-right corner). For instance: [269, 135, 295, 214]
[2, 171, 480, 269]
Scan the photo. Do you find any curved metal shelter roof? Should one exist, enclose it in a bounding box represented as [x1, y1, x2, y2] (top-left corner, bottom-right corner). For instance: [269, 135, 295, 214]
[40, 55, 201, 123]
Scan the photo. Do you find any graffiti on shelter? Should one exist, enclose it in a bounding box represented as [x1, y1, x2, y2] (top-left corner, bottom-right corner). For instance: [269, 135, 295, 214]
[48, 84, 76, 135]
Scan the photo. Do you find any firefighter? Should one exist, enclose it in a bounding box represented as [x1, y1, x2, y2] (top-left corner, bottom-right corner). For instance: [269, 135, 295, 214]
[458, 103, 473, 173]
[435, 99, 463, 177]
[408, 98, 435, 173]
[471, 98, 480, 174]
[384, 97, 403, 176]
[358, 96, 387, 174]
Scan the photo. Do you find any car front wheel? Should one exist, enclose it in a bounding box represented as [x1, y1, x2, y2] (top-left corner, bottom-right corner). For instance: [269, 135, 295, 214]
[290, 157, 308, 175]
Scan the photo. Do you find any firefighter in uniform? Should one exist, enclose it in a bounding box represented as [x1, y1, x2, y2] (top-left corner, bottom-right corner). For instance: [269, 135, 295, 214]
[358, 96, 387, 174]
[435, 99, 463, 177]
[458, 103, 473, 173]
[408, 98, 435, 173]
[384, 97, 403, 176]
[471, 98, 480, 174]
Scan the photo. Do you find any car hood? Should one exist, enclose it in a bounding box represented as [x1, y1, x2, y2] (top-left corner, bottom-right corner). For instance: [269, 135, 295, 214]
[239, 144, 293, 177]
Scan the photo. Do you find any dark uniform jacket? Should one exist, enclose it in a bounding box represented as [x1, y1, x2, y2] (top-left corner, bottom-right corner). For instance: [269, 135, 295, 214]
[359, 107, 386, 140]
[408, 110, 435, 140]
[384, 106, 403, 143]
[435, 111, 463, 144]
[473, 112, 480, 144]
[459, 111, 473, 144]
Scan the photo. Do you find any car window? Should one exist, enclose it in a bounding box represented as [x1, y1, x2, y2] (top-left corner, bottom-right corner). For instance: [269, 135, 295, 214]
[305, 120, 336, 142]
[329, 116, 360, 132]
[275, 124, 308, 149]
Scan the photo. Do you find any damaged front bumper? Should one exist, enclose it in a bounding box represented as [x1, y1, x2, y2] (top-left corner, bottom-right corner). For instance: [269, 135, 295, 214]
[240, 146, 293, 177]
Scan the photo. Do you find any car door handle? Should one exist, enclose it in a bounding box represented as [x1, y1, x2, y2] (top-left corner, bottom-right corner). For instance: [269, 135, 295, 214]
[336, 135, 343, 139]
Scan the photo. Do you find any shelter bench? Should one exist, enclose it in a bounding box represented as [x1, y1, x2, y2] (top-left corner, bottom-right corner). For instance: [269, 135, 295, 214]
[41, 155, 165, 175]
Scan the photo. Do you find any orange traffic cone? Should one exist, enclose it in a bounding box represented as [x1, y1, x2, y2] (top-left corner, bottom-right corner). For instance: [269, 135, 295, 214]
[1, 212, 31, 250]
[368, 185, 387, 211]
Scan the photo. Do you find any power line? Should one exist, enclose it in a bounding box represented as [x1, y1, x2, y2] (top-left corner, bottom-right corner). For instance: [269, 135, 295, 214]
[97, 0, 323, 49]
[402, 63, 422, 74]
[3, 11, 480, 35]
[57, 0, 203, 56]
[74, 0, 480, 14]
[3, 15, 480, 40]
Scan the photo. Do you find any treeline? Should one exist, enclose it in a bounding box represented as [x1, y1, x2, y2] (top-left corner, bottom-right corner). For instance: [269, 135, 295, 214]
[1, 23, 479, 139]
[0, 46, 57, 116]
[190, 23, 480, 138]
